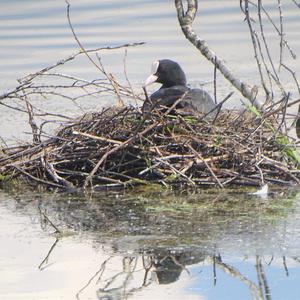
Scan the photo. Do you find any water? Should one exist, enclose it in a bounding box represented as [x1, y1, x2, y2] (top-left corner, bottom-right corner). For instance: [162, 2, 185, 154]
[1, 1, 300, 299]
[0, 0, 299, 143]
[1, 188, 300, 299]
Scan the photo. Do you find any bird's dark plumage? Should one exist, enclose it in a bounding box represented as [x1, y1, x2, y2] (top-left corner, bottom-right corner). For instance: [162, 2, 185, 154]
[143, 59, 216, 115]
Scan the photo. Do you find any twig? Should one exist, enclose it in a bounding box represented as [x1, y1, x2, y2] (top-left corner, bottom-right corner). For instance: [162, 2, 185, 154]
[244, 0, 271, 99]
[274, 92, 290, 135]
[39, 238, 59, 270]
[175, 0, 261, 108]
[282, 256, 289, 277]
[84, 122, 158, 188]
[256, 256, 271, 300]
[12, 165, 66, 189]
[211, 92, 234, 125]
[20, 42, 144, 84]
[277, 0, 284, 70]
[76, 257, 112, 299]
[188, 144, 223, 188]
[156, 157, 195, 185]
[208, 256, 264, 300]
[38, 206, 61, 233]
[213, 56, 218, 104]
[123, 49, 140, 107]
[292, 0, 300, 8]
[73, 130, 123, 145]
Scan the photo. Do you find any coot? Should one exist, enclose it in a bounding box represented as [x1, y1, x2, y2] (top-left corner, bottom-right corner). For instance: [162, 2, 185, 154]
[143, 59, 216, 115]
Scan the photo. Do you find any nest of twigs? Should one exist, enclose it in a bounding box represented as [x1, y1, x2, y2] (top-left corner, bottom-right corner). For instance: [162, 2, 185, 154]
[0, 105, 299, 190]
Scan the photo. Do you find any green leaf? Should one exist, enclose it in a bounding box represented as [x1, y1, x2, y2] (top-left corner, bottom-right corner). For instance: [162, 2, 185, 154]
[247, 104, 262, 118]
[277, 135, 300, 165]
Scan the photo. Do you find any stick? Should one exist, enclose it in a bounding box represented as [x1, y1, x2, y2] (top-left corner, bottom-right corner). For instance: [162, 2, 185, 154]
[175, 0, 261, 109]
[84, 122, 158, 188]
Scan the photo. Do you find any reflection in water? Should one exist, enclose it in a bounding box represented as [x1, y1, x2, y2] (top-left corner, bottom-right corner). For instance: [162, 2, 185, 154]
[2, 188, 299, 299]
[1, 1, 300, 299]
[38, 235, 295, 300]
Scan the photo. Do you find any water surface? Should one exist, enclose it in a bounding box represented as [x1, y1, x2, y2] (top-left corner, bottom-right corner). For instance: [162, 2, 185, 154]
[1, 1, 300, 299]
[0, 0, 299, 143]
[1, 188, 300, 299]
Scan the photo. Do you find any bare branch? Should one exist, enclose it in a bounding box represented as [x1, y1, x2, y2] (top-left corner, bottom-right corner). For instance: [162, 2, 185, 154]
[244, 0, 272, 99]
[292, 0, 300, 9]
[175, 0, 261, 109]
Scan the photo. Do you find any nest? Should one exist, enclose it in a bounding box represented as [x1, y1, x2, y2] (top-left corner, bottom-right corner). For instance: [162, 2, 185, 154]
[0, 105, 299, 190]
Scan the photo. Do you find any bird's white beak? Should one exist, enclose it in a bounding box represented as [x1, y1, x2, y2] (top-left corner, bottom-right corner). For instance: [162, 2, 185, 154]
[144, 74, 158, 87]
[143, 60, 159, 87]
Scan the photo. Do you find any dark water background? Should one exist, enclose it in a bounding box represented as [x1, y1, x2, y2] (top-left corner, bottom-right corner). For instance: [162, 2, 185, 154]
[1, 1, 300, 299]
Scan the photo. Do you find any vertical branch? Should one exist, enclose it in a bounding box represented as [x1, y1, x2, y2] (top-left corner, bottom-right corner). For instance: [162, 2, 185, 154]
[23, 96, 40, 143]
[277, 0, 284, 70]
[257, 2, 296, 60]
[256, 256, 272, 300]
[282, 256, 289, 277]
[274, 93, 290, 135]
[257, 0, 275, 98]
[210, 256, 264, 300]
[212, 254, 217, 286]
[297, 105, 300, 138]
[256, 0, 293, 99]
[123, 49, 140, 107]
[186, 0, 198, 20]
[65, 0, 104, 74]
[65, 1, 130, 107]
[243, 0, 271, 99]
[175, 0, 262, 109]
[213, 56, 218, 104]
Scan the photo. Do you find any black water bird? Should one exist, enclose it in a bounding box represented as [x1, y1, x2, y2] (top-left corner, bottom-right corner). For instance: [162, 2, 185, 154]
[142, 59, 216, 115]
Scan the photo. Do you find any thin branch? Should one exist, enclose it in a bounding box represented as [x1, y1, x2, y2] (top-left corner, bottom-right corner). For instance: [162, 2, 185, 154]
[244, 0, 271, 99]
[39, 238, 59, 270]
[277, 0, 284, 70]
[175, 0, 261, 109]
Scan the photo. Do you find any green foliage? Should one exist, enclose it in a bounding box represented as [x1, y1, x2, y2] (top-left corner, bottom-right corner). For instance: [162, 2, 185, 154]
[247, 104, 300, 167]
[276, 135, 300, 166]
[164, 173, 178, 182]
[214, 132, 222, 147]
[0, 174, 8, 181]
[247, 104, 262, 118]
[182, 115, 198, 124]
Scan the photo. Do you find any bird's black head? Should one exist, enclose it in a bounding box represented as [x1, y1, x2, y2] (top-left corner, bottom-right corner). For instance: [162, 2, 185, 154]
[144, 59, 187, 88]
